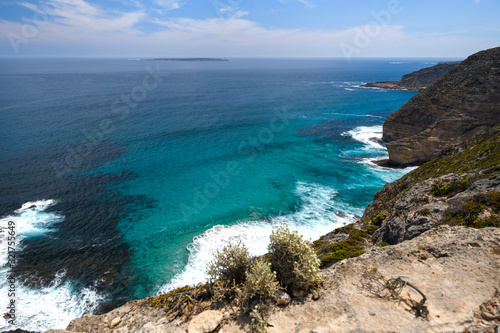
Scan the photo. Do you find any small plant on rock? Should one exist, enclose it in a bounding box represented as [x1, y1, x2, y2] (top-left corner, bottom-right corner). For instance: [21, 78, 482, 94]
[207, 241, 250, 301]
[249, 305, 268, 333]
[239, 257, 280, 311]
[371, 212, 390, 226]
[268, 225, 321, 291]
[207, 241, 250, 284]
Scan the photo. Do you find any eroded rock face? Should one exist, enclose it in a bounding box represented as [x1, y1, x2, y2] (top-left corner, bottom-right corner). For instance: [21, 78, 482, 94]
[383, 46, 500, 165]
[371, 173, 500, 245]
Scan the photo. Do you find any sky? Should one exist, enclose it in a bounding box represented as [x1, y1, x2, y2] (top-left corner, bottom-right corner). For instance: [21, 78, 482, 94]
[0, 0, 499, 58]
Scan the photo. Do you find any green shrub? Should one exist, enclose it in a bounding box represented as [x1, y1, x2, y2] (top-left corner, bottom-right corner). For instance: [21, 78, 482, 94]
[313, 225, 371, 267]
[249, 305, 268, 333]
[420, 208, 432, 216]
[364, 225, 380, 235]
[459, 178, 470, 190]
[430, 181, 453, 196]
[240, 258, 280, 311]
[486, 192, 500, 212]
[440, 197, 500, 228]
[268, 225, 321, 291]
[320, 244, 364, 265]
[473, 214, 500, 228]
[371, 212, 390, 226]
[430, 177, 470, 197]
[207, 241, 250, 302]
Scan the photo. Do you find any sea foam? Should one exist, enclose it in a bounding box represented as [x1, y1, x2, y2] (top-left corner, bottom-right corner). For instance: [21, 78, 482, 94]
[343, 125, 417, 181]
[159, 181, 359, 293]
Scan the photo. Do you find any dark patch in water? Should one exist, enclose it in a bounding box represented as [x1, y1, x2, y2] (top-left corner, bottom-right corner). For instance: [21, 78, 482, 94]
[0, 140, 156, 312]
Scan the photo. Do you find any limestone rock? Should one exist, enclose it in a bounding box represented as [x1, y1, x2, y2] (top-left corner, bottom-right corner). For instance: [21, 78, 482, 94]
[61, 300, 185, 333]
[311, 290, 320, 301]
[371, 173, 500, 244]
[275, 290, 291, 306]
[382, 46, 500, 165]
[109, 316, 121, 328]
[187, 310, 224, 333]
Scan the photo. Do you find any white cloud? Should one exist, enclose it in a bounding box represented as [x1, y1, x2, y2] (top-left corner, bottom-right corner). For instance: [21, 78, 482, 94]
[297, 0, 314, 8]
[155, 0, 181, 10]
[0, 0, 497, 58]
[277, 0, 314, 8]
[17, 0, 145, 34]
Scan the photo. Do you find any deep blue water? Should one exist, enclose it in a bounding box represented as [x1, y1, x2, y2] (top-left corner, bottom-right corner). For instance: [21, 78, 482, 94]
[0, 58, 445, 331]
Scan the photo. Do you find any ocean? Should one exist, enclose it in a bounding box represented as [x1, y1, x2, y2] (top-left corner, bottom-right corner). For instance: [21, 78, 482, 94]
[0, 58, 443, 331]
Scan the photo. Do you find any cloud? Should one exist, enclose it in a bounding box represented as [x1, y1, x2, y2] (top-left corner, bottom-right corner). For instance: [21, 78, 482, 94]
[155, 0, 181, 10]
[0, 0, 497, 58]
[277, 0, 314, 8]
[297, 0, 314, 8]
[17, 0, 145, 33]
[218, 7, 249, 19]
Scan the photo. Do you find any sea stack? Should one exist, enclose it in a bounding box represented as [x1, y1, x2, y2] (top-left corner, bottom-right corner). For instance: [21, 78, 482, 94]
[382, 46, 500, 166]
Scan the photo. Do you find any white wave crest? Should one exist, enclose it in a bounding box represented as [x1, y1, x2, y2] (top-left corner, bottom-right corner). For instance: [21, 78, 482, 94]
[342, 126, 417, 179]
[343, 125, 385, 151]
[159, 182, 358, 293]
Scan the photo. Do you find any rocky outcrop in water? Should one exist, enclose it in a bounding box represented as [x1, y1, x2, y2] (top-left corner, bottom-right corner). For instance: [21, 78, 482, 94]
[361, 62, 458, 91]
[382, 46, 500, 166]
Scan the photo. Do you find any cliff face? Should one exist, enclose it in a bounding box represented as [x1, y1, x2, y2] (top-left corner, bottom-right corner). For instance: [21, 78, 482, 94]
[361, 61, 458, 91]
[363, 125, 500, 245]
[383, 46, 500, 165]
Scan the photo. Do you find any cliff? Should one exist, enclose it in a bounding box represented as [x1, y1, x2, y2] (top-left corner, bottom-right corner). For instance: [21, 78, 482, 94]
[361, 61, 458, 91]
[382, 46, 500, 166]
[364, 125, 500, 245]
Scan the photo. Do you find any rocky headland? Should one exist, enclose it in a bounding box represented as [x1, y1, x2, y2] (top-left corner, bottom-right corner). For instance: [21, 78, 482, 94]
[382, 46, 500, 166]
[360, 61, 459, 91]
[44, 48, 500, 333]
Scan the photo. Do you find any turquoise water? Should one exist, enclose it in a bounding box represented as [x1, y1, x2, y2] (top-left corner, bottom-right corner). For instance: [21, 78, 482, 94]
[0, 58, 438, 331]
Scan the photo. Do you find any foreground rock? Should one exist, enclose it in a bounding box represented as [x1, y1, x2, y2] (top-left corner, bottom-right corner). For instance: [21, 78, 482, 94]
[361, 61, 458, 91]
[264, 226, 500, 333]
[47, 226, 499, 333]
[382, 46, 500, 165]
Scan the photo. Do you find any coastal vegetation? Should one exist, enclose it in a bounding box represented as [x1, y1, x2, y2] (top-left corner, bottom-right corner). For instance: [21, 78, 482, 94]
[144, 226, 322, 332]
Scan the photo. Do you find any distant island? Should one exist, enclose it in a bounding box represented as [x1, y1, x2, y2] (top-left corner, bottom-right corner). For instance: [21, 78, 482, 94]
[149, 58, 229, 62]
